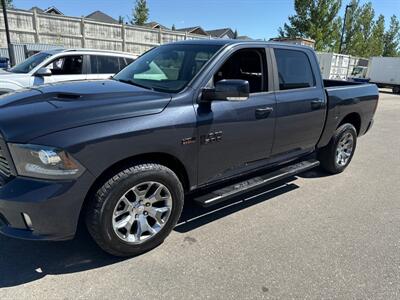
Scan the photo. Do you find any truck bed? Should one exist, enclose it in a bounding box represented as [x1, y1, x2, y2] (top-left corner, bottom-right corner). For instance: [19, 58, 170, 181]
[317, 79, 379, 148]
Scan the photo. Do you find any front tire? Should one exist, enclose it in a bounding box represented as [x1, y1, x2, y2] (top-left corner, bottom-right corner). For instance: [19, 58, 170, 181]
[318, 123, 357, 174]
[86, 163, 184, 257]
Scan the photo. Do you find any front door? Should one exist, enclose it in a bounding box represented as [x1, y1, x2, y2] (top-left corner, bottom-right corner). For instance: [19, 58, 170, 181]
[196, 47, 276, 186]
[33, 54, 87, 86]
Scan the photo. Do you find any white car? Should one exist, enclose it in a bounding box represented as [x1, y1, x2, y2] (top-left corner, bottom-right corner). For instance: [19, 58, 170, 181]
[0, 49, 137, 95]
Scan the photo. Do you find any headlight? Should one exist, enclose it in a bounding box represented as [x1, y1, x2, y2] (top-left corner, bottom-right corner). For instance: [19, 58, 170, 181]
[8, 144, 85, 180]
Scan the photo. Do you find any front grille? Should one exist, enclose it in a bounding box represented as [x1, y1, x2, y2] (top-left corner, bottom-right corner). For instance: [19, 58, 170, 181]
[0, 147, 11, 178]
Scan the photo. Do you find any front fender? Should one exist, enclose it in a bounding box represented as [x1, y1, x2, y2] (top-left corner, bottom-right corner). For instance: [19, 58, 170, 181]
[29, 104, 198, 189]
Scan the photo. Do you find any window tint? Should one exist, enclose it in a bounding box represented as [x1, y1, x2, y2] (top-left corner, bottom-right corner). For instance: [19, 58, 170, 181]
[45, 55, 83, 75]
[214, 49, 266, 93]
[90, 55, 121, 74]
[125, 58, 134, 65]
[274, 49, 315, 90]
[117, 57, 131, 71]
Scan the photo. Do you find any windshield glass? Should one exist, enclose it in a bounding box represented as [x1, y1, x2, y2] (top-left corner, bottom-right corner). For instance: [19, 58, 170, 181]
[9, 52, 52, 73]
[114, 44, 222, 93]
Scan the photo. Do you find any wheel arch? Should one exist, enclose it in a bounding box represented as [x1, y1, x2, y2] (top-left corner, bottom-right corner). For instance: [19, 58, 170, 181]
[337, 112, 361, 135]
[78, 152, 191, 224]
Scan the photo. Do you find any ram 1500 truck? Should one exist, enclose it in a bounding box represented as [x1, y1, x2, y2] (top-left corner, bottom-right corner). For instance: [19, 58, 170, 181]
[0, 40, 378, 256]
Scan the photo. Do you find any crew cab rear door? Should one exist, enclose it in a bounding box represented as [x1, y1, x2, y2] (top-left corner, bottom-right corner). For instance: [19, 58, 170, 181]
[195, 46, 276, 186]
[270, 46, 326, 156]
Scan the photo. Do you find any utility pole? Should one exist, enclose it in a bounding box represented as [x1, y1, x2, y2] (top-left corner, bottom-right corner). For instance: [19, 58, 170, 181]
[1, 0, 14, 66]
[339, 4, 354, 54]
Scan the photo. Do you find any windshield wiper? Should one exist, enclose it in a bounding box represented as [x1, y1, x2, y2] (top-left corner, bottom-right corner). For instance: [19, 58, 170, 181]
[114, 78, 154, 91]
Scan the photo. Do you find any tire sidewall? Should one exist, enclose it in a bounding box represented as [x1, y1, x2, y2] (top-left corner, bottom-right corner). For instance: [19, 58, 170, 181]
[331, 124, 357, 172]
[97, 166, 183, 256]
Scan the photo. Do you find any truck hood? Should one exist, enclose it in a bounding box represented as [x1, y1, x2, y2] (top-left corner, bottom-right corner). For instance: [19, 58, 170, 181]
[0, 80, 172, 142]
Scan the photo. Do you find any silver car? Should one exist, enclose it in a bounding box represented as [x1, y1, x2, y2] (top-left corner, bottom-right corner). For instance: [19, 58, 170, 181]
[0, 49, 137, 95]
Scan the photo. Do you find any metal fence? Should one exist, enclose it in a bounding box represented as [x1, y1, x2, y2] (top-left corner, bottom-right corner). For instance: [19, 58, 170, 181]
[0, 42, 61, 64]
[0, 9, 211, 56]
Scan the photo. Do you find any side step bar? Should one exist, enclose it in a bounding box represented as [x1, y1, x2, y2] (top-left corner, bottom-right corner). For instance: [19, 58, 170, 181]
[194, 159, 320, 207]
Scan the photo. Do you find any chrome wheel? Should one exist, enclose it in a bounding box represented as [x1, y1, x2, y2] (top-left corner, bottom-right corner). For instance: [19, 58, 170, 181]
[336, 132, 354, 166]
[112, 181, 172, 244]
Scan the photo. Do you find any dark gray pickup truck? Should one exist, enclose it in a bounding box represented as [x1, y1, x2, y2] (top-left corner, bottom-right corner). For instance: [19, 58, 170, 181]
[0, 40, 378, 256]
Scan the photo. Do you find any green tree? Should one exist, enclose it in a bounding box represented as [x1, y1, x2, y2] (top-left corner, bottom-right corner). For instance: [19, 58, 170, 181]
[369, 14, 385, 56]
[172, 24, 176, 31]
[118, 16, 124, 24]
[342, 1, 376, 57]
[0, 0, 13, 8]
[341, 0, 360, 55]
[132, 0, 149, 26]
[278, 0, 342, 51]
[233, 29, 238, 39]
[383, 15, 400, 56]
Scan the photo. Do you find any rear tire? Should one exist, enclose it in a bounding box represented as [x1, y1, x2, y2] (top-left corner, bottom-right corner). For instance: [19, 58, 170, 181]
[317, 123, 357, 174]
[86, 163, 184, 257]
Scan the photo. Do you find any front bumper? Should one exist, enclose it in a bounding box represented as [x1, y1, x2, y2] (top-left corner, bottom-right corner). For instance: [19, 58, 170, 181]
[0, 171, 94, 241]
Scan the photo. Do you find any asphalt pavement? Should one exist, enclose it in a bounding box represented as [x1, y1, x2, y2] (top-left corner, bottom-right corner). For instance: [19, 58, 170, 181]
[0, 90, 399, 299]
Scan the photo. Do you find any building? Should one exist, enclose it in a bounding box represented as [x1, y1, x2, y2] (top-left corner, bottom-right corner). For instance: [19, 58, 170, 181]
[237, 35, 252, 40]
[177, 26, 209, 36]
[269, 37, 315, 48]
[85, 11, 119, 24]
[207, 28, 235, 39]
[29, 6, 64, 15]
[144, 22, 169, 30]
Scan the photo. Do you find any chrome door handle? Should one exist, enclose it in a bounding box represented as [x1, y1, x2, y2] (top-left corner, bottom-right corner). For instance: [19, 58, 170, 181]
[255, 107, 273, 119]
[311, 99, 325, 109]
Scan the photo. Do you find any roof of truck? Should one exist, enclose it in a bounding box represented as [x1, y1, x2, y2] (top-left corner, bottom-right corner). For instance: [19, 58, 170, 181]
[170, 39, 313, 50]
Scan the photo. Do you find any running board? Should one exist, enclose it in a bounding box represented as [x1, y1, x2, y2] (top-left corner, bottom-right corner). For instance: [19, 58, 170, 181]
[194, 159, 320, 207]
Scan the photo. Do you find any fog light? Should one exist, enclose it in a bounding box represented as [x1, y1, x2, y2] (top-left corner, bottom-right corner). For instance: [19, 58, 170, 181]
[22, 213, 33, 230]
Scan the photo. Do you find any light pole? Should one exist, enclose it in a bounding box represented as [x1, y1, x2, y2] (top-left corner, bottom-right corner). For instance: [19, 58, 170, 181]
[339, 4, 354, 54]
[1, 0, 14, 66]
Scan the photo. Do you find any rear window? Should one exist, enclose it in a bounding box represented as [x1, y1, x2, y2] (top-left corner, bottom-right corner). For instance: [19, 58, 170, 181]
[274, 49, 315, 90]
[90, 55, 123, 74]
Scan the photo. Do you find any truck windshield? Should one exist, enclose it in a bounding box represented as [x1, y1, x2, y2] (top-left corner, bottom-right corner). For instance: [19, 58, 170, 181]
[9, 52, 52, 74]
[113, 44, 222, 93]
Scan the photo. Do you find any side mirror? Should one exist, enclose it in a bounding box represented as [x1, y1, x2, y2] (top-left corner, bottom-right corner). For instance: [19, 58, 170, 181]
[35, 67, 52, 77]
[201, 79, 250, 102]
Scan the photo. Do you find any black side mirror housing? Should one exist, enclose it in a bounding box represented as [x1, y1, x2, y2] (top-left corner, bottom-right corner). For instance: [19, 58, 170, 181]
[202, 79, 250, 102]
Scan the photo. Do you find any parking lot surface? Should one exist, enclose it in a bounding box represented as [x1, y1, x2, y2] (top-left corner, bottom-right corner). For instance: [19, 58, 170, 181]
[0, 91, 399, 299]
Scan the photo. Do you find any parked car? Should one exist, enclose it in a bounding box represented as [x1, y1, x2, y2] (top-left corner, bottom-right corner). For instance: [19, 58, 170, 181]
[367, 57, 400, 94]
[0, 49, 137, 95]
[0, 57, 9, 70]
[0, 40, 378, 256]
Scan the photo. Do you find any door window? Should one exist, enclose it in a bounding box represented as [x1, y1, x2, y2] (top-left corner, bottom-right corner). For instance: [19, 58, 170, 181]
[45, 55, 83, 75]
[90, 55, 121, 74]
[213, 48, 267, 93]
[274, 49, 315, 90]
[118, 57, 134, 71]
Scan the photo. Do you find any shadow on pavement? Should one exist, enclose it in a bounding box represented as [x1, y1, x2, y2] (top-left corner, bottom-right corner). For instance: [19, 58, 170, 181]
[175, 179, 300, 233]
[0, 175, 312, 288]
[0, 225, 124, 288]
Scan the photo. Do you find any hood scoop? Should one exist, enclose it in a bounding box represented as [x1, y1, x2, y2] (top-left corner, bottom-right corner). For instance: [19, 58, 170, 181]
[55, 93, 82, 100]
